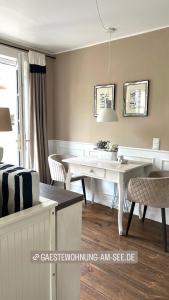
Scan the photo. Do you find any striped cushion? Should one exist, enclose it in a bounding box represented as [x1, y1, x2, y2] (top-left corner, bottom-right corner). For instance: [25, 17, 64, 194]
[0, 163, 39, 217]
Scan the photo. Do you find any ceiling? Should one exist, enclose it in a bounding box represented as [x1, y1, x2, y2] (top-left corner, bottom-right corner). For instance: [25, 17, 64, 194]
[0, 0, 169, 54]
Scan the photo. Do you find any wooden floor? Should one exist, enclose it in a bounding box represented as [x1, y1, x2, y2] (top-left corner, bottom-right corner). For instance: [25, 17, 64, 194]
[80, 202, 169, 300]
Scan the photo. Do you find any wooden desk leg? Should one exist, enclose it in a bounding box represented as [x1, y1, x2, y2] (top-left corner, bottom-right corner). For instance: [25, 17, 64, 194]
[91, 177, 95, 204]
[111, 183, 118, 208]
[118, 173, 125, 235]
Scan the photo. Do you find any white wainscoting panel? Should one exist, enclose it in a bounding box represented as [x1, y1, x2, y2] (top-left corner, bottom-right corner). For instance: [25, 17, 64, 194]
[161, 159, 169, 171]
[0, 201, 56, 300]
[48, 140, 169, 224]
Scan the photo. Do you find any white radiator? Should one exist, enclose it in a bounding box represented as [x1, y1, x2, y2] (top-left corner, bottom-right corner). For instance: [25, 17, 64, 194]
[0, 200, 56, 300]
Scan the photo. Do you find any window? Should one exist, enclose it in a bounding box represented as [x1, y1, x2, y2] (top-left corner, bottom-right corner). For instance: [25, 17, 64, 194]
[0, 55, 18, 164]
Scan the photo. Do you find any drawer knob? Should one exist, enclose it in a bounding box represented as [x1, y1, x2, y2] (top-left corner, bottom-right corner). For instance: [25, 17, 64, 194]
[90, 169, 94, 173]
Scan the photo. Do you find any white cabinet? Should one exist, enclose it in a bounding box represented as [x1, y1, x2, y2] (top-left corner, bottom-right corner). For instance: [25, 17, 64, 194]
[55, 202, 82, 300]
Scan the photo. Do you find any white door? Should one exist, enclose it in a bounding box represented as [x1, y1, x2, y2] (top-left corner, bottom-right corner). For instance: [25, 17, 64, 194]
[0, 55, 19, 165]
[0, 53, 30, 166]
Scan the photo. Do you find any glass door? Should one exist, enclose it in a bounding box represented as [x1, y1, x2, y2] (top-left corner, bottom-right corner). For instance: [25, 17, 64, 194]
[0, 52, 30, 167]
[0, 55, 19, 165]
[17, 52, 30, 168]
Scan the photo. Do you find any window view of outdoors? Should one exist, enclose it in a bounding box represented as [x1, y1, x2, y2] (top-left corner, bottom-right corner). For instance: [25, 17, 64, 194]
[0, 56, 18, 165]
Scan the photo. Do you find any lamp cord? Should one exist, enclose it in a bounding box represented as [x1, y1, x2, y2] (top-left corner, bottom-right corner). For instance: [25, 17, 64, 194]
[95, 0, 117, 34]
[107, 30, 112, 75]
[95, 0, 108, 31]
[95, 0, 116, 76]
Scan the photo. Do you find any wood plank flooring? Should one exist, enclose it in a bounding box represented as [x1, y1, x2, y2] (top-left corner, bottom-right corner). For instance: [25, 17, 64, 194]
[80, 203, 169, 300]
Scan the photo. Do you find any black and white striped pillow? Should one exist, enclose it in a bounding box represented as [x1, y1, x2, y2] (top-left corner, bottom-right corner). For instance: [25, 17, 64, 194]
[0, 163, 39, 217]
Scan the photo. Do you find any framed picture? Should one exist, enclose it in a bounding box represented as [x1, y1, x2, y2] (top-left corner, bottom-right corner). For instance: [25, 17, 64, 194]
[123, 80, 149, 117]
[94, 84, 115, 117]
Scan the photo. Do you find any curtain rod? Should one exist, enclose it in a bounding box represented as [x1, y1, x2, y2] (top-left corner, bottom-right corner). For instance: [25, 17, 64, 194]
[0, 41, 56, 60]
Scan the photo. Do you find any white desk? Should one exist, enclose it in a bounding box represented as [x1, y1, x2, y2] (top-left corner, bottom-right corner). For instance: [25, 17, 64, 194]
[63, 157, 152, 235]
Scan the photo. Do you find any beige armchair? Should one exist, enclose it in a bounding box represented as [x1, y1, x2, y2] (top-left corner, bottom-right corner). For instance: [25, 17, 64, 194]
[48, 154, 87, 204]
[126, 171, 169, 252]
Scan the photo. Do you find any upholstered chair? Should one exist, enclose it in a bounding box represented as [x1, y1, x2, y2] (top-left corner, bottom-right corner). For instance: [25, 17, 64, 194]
[126, 171, 169, 252]
[48, 154, 86, 204]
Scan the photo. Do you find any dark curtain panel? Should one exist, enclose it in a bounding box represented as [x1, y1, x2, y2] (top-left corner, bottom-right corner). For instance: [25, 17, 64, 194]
[29, 64, 50, 183]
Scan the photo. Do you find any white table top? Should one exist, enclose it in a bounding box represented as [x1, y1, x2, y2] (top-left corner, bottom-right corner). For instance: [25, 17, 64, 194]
[62, 157, 151, 173]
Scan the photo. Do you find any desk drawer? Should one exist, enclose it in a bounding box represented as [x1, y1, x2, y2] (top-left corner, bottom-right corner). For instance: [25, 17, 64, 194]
[70, 164, 105, 179]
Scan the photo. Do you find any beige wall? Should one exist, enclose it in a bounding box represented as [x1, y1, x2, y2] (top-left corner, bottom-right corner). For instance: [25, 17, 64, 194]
[52, 28, 169, 150]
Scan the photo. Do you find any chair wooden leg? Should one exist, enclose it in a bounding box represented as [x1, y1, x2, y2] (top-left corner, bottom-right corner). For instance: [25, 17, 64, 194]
[64, 183, 66, 190]
[81, 179, 87, 204]
[161, 208, 168, 252]
[51, 180, 54, 186]
[142, 205, 147, 222]
[126, 202, 135, 236]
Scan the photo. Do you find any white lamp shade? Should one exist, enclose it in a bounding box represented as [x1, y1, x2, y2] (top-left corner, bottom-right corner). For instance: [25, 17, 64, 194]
[97, 108, 118, 122]
[0, 108, 12, 131]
